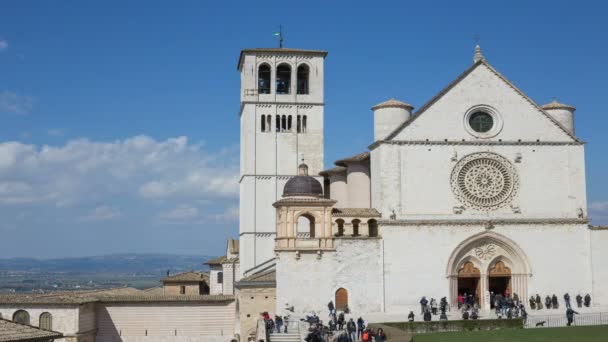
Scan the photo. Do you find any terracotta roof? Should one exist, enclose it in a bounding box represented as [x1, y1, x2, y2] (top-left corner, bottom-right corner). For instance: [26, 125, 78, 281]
[0, 318, 63, 342]
[375, 60, 581, 146]
[236, 269, 276, 287]
[204, 256, 227, 265]
[319, 166, 347, 177]
[371, 98, 414, 111]
[0, 294, 97, 305]
[332, 208, 381, 218]
[541, 99, 576, 111]
[142, 287, 164, 295]
[238, 48, 328, 70]
[97, 294, 234, 303]
[162, 271, 208, 283]
[334, 152, 370, 167]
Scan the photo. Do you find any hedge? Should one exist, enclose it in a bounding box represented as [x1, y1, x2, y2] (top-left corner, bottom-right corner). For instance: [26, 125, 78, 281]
[384, 318, 523, 334]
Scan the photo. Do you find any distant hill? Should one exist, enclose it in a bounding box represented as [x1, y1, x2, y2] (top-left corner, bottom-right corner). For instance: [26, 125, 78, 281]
[0, 254, 214, 274]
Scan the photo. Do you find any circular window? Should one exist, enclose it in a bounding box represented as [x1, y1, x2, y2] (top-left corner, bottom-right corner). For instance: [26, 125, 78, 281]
[450, 153, 519, 210]
[463, 105, 503, 139]
[469, 112, 493, 133]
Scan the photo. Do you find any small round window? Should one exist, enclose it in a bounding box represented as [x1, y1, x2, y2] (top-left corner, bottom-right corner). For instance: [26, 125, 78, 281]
[468, 111, 494, 133]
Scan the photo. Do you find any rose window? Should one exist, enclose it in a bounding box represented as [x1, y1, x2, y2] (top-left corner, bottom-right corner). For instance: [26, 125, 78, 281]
[451, 153, 518, 210]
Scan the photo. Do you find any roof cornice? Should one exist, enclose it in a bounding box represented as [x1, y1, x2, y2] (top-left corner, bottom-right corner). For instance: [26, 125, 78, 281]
[369, 139, 585, 150]
[238, 48, 328, 70]
[379, 218, 589, 226]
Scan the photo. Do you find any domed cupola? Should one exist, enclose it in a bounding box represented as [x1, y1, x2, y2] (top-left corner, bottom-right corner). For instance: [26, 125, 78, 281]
[541, 99, 576, 134]
[282, 162, 323, 197]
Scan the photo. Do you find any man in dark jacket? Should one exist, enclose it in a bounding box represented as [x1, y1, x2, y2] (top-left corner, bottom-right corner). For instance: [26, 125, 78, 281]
[423, 310, 432, 322]
[535, 294, 542, 310]
[552, 294, 559, 309]
[408, 311, 415, 322]
[328, 301, 335, 315]
[576, 294, 583, 308]
[564, 293, 571, 309]
[545, 295, 552, 310]
[566, 308, 579, 326]
[584, 294, 591, 307]
[346, 319, 356, 342]
[420, 296, 428, 314]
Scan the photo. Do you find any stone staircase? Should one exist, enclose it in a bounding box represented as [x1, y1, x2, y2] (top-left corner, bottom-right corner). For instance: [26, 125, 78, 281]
[269, 332, 302, 342]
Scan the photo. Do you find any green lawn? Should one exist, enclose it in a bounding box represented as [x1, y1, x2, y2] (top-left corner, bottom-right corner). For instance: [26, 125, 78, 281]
[413, 325, 608, 342]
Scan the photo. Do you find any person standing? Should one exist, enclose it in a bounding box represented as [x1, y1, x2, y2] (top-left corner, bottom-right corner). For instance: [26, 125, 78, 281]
[564, 293, 571, 309]
[284, 315, 289, 333]
[457, 293, 464, 309]
[535, 294, 542, 310]
[430, 298, 438, 315]
[356, 317, 364, 340]
[552, 294, 559, 309]
[545, 295, 552, 310]
[576, 294, 583, 308]
[566, 308, 579, 326]
[529, 296, 536, 310]
[420, 296, 428, 314]
[375, 328, 387, 342]
[328, 301, 335, 315]
[584, 294, 591, 307]
[275, 315, 283, 334]
[346, 318, 356, 342]
[408, 311, 415, 322]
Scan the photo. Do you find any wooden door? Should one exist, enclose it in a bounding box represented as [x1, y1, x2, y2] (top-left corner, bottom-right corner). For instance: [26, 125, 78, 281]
[335, 288, 348, 311]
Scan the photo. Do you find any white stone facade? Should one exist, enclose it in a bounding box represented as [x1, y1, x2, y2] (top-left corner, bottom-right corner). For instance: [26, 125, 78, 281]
[269, 48, 608, 321]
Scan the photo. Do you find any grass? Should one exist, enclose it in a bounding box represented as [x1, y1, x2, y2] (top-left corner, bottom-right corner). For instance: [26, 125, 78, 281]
[412, 325, 608, 342]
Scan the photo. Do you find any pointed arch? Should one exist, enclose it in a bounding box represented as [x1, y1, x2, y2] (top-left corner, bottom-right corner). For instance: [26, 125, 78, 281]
[446, 231, 531, 277]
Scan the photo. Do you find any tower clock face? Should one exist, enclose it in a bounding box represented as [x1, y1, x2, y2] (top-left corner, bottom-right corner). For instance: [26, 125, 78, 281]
[451, 152, 519, 210]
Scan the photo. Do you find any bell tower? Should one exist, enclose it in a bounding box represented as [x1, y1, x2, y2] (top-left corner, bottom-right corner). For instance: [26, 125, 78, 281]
[237, 48, 327, 276]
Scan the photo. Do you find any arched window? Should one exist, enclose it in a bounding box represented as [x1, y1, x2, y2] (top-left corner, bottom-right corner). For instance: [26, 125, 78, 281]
[368, 219, 378, 237]
[180, 285, 186, 295]
[39, 312, 52, 330]
[276, 115, 281, 132]
[297, 214, 316, 238]
[217, 272, 223, 284]
[266, 115, 272, 132]
[258, 64, 271, 94]
[281, 115, 287, 132]
[276, 64, 291, 94]
[261, 115, 266, 132]
[297, 64, 310, 94]
[335, 288, 348, 311]
[352, 219, 360, 237]
[287, 116, 292, 131]
[13, 310, 30, 325]
[335, 219, 345, 237]
[303, 115, 307, 133]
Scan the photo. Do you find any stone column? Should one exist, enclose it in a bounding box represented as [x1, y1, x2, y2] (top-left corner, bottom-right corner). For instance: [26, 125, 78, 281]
[480, 275, 489, 310]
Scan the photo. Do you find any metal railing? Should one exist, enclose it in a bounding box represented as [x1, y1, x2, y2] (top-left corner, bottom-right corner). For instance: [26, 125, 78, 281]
[525, 312, 608, 328]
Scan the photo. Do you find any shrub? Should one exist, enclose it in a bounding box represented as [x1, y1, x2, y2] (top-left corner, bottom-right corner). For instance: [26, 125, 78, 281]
[384, 318, 523, 334]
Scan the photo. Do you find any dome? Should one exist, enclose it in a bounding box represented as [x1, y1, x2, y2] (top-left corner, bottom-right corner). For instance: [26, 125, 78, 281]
[282, 163, 323, 197]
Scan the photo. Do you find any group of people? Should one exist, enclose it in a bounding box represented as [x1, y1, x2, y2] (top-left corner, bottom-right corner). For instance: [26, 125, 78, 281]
[296, 301, 387, 342]
[416, 296, 450, 321]
[528, 293, 591, 310]
[262, 311, 289, 334]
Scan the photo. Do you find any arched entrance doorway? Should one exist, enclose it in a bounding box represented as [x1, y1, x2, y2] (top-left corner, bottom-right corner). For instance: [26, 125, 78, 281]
[488, 261, 512, 297]
[335, 288, 348, 311]
[446, 232, 531, 310]
[457, 261, 481, 305]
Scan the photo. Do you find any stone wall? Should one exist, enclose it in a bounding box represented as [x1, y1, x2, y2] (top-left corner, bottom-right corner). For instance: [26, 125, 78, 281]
[0, 305, 81, 341]
[237, 287, 277, 338]
[163, 283, 202, 296]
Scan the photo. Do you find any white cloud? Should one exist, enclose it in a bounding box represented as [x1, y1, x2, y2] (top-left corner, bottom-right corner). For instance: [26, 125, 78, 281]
[0, 91, 35, 114]
[0, 39, 7, 51]
[81, 206, 121, 221]
[0, 135, 239, 207]
[590, 201, 608, 212]
[208, 206, 239, 223]
[158, 204, 200, 223]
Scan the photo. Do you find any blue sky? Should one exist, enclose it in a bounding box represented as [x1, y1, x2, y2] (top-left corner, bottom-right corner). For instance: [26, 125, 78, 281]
[1, 0, 607, 258]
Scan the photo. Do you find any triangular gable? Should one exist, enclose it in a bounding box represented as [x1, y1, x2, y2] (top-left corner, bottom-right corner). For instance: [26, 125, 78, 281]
[381, 60, 580, 143]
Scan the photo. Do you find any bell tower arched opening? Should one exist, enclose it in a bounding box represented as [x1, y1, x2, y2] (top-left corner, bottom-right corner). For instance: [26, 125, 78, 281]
[297, 213, 316, 238]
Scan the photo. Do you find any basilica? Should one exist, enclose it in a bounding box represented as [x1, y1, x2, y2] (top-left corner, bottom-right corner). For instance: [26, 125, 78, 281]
[237, 44, 608, 327]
